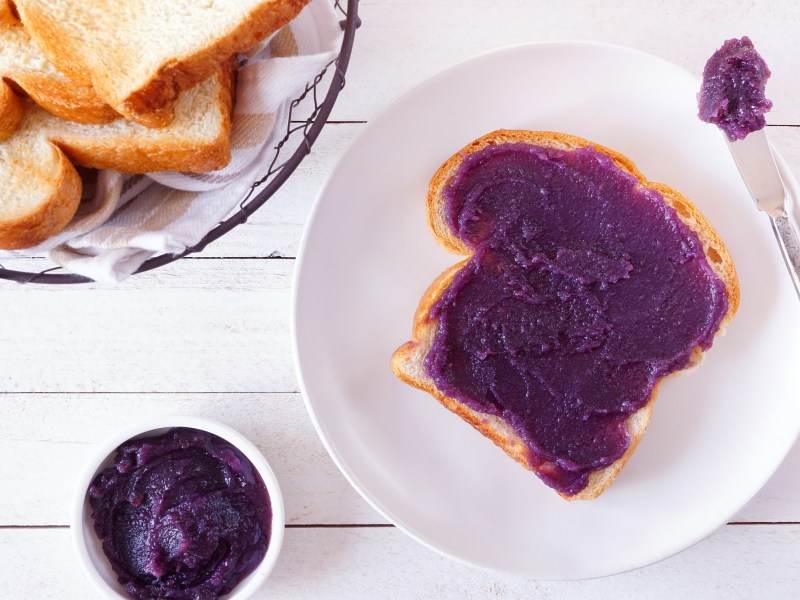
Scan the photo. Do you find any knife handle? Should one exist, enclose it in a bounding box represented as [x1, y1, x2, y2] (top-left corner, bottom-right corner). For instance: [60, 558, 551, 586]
[771, 212, 800, 301]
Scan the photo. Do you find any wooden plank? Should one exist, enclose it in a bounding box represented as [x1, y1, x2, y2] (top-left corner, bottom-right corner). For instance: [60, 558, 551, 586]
[334, 1, 800, 125]
[1, 525, 797, 598]
[0, 393, 382, 526]
[1, 393, 797, 526]
[0, 2, 797, 596]
[0, 260, 296, 393]
[274, 526, 800, 599]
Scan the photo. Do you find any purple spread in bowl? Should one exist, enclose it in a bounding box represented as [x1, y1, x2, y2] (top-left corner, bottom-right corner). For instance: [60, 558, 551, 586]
[424, 142, 728, 497]
[698, 36, 772, 141]
[89, 428, 272, 600]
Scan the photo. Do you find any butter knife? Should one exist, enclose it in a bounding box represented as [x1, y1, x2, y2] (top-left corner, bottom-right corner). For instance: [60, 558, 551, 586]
[726, 129, 800, 299]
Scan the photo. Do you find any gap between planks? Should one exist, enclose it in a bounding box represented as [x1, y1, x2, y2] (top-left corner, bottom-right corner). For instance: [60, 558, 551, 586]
[0, 391, 302, 396]
[0, 524, 397, 530]
[289, 120, 367, 124]
[2, 523, 797, 530]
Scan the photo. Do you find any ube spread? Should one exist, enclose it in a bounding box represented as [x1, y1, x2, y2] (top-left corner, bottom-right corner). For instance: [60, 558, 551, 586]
[424, 142, 728, 497]
[89, 428, 272, 600]
[698, 36, 772, 141]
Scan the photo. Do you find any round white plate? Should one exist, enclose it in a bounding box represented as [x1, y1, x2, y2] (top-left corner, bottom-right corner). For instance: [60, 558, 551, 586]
[292, 42, 800, 579]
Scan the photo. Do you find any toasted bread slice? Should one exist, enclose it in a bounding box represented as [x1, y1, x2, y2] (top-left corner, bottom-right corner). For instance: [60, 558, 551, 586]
[0, 2, 116, 126]
[0, 124, 82, 250]
[0, 75, 24, 140]
[14, 0, 309, 127]
[392, 130, 739, 500]
[0, 63, 234, 250]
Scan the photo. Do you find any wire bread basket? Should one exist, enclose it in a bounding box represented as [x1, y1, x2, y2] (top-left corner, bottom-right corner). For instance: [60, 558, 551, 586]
[0, 0, 360, 284]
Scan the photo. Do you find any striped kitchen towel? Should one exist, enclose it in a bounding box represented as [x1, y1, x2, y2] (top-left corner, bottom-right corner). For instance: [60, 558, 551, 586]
[19, 0, 343, 283]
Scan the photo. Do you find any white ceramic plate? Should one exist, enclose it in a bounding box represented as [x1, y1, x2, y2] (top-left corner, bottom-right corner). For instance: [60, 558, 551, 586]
[292, 42, 800, 579]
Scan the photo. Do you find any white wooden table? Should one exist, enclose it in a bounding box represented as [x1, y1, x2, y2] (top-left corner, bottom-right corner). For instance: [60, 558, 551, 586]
[2, 1, 799, 597]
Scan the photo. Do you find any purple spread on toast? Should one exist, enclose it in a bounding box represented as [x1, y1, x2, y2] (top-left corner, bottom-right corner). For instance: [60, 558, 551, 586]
[89, 428, 271, 600]
[698, 36, 772, 141]
[424, 143, 728, 497]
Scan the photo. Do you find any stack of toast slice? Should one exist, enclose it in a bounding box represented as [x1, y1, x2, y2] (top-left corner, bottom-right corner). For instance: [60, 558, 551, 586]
[0, 0, 310, 250]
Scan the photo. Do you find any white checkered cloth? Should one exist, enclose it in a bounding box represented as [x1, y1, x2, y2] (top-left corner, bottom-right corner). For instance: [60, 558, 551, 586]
[14, 0, 342, 283]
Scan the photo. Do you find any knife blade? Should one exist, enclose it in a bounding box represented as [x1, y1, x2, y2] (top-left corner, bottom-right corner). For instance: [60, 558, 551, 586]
[726, 129, 800, 300]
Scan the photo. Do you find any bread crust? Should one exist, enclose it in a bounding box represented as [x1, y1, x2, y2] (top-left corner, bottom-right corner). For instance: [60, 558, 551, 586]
[0, 79, 23, 141]
[9, 73, 118, 125]
[0, 144, 81, 249]
[0, 3, 118, 127]
[392, 130, 739, 500]
[0, 62, 236, 250]
[14, 0, 309, 128]
[119, 0, 308, 127]
[51, 60, 236, 174]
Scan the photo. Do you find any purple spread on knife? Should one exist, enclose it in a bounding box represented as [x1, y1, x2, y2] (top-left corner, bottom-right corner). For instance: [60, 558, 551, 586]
[89, 428, 272, 600]
[698, 36, 772, 141]
[423, 143, 728, 497]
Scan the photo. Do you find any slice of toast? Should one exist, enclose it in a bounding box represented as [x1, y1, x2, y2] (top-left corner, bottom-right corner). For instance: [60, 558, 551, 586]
[13, 0, 309, 128]
[0, 2, 116, 126]
[391, 130, 739, 500]
[0, 63, 234, 250]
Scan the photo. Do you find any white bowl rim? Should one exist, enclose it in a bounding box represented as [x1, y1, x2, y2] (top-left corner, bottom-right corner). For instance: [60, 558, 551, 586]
[70, 415, 285, 600]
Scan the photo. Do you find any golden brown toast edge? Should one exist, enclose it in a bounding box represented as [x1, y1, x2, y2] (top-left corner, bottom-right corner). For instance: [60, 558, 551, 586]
[14, 0, 308, 128]
[391, 129, 739, 500]
[0, 60, 236, 250]
[0, 147, 81, 250]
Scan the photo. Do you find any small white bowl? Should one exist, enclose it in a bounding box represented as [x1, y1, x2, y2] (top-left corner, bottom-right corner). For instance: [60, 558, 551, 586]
[71, 416, 285, 600]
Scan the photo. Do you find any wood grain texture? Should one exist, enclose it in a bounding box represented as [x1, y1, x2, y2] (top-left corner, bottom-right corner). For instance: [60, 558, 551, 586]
[0, 526, 797, 599]
[0, 259, 296, 393]
[1, 0, 800, 597]
[0, 393, 383, 526]
[1, 393, 798, 527]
